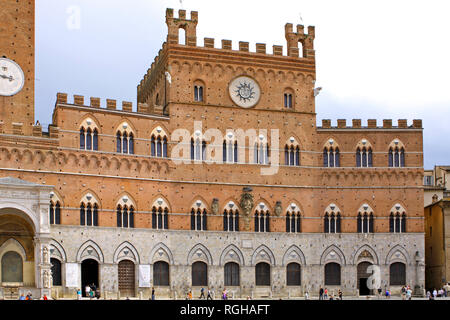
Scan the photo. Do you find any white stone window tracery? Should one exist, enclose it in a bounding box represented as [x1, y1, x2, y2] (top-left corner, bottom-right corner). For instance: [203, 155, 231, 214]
[254, 135, 270, 165]
[255, 203, 270, 232]
[151, 126, 169, 158]
[285, 137, 300, 166]
[80, 193, 99, 227]
[323, 139, 340, 168]
[223, 201, 239, 232]
[116, 122, 135, 155]
[286, 203, 301, 233]
[152, 198, 169, 230]
[79, 118, 99, 151]
[356, 139, 373, 168]
[357, 203, 374, 233]
[191, 200, 207, 231]
[389, 203, 406, 233]
[324, 203, 341, 233]
[388, 139, 405, 168]
[116, 195, 135, 229]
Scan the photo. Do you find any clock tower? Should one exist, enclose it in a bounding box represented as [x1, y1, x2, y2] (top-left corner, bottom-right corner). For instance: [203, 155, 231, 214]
[0, 0, 35, 136]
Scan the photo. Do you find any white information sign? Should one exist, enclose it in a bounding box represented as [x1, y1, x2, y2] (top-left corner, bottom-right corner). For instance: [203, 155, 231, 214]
[139, 264, 151, 288]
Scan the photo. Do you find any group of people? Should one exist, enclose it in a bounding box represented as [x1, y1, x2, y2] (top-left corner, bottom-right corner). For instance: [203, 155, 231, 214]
[318, 287, 343, 300]
[400, 286, 413, 300]
[19, 292, 47, 300]
[76, 283, 100, 299]
[427, 283, 450, 299]
[186, 287, 228, 300]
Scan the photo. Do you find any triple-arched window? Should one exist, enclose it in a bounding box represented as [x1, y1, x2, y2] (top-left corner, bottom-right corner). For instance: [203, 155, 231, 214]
[388, 140, 405, 168]
[254, 137, 270, 165]
[223, 133, 239, 164]
[191, 201, 208, 231]
[389, 204, 407, 233]
[286, 203, 301, 233]
[285, 138, 300, 166]
[152, 207, 169, 230]
[356, 147, 373, 167]
[116, 122, 134, 155]
[357, 204, 374, 233]
[255, 203, 270, 232]
[116, 204, 135, 228]
[223, 203, 239, 232]
[324, 204, 341, 233]
[323, 139, 340, 167]
[151, 136, 168, 158]
[80, 193, 99, 227]
[191, 137, 207, 161]
[80, 118, 99, 151]
[151, 127, 169, 158]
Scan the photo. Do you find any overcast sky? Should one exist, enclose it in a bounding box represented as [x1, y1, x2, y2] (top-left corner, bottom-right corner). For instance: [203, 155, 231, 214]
[35, 0, 450, 169]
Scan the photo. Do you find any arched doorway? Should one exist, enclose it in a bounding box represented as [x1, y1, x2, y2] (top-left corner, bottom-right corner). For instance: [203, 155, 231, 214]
[81, 259, 99, 297]
[357, 262, 373, 295]
[255, 262, 271, 286]
[1, 251, 23, 283]
[118, 260, 135, 297]
[50, 258, 62, 286]
[192, 261, 208, 287]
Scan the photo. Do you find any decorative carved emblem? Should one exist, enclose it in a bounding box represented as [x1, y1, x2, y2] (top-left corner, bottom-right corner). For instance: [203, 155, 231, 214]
[360, 250, 373, 258]
[211, 198, 219, 215]
[240, 188, 254, 231]
[274, 201, 282, 217]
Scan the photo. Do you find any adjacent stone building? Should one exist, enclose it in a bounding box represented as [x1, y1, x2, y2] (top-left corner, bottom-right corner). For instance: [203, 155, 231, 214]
[424, 166, 450, 290]
[0, 1, 425, 299]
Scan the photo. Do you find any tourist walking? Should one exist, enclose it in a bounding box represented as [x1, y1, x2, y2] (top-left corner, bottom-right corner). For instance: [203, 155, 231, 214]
[324, 288, 328, 300]
[433, 289, 437, 299]
[338, 289, 343, 300]
[151, 287, 155, 300]
[85, 285, 90, 298]
[207, 288, 212, 300]
[77, 288, 82, 300]
[199, 287, 205, 299]
[319, 287, 324, 300]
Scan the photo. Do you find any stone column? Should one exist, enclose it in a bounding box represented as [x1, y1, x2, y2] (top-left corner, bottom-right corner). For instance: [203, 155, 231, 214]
[34, 235, 52, 298]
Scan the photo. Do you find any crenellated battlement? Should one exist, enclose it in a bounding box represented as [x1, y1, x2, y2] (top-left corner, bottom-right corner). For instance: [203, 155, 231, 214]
[166, 8, 198, 46]
[285, 23, 315, 58]
[163, 8, 315, 59]
[55, 93, 166, 117]
[319, 119, 423, 129]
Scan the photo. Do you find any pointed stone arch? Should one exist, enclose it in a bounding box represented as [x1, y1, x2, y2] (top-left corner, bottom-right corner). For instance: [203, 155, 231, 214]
[79, 114, 101, 132]
[49, 239, 67, 262]
[76, 240, 104, 263]
[282, 245, 306, 266]
[113, 241, 140, 264]
[385, 245, 410, 265]
[320, 245, 346, 265]
[150, 195, 172, 212]
[352, 244, 379, 265]
[115, 192, 137, 210]
[251, 245, 276, 266]
[79, 189, 101, 208]
[187, 243, 213, 265]
[219, 244, 245, 266]
[0, 238, 27, 262]
[150, 242, 174, 265]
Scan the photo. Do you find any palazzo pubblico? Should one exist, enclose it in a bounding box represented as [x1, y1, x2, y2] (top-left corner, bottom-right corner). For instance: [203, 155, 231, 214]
[0, 1, 425, 299]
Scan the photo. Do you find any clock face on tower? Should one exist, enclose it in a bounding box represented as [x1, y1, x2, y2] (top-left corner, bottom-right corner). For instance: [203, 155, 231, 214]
[0, 58, 25, 96]
[228, 76, 261, 108]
